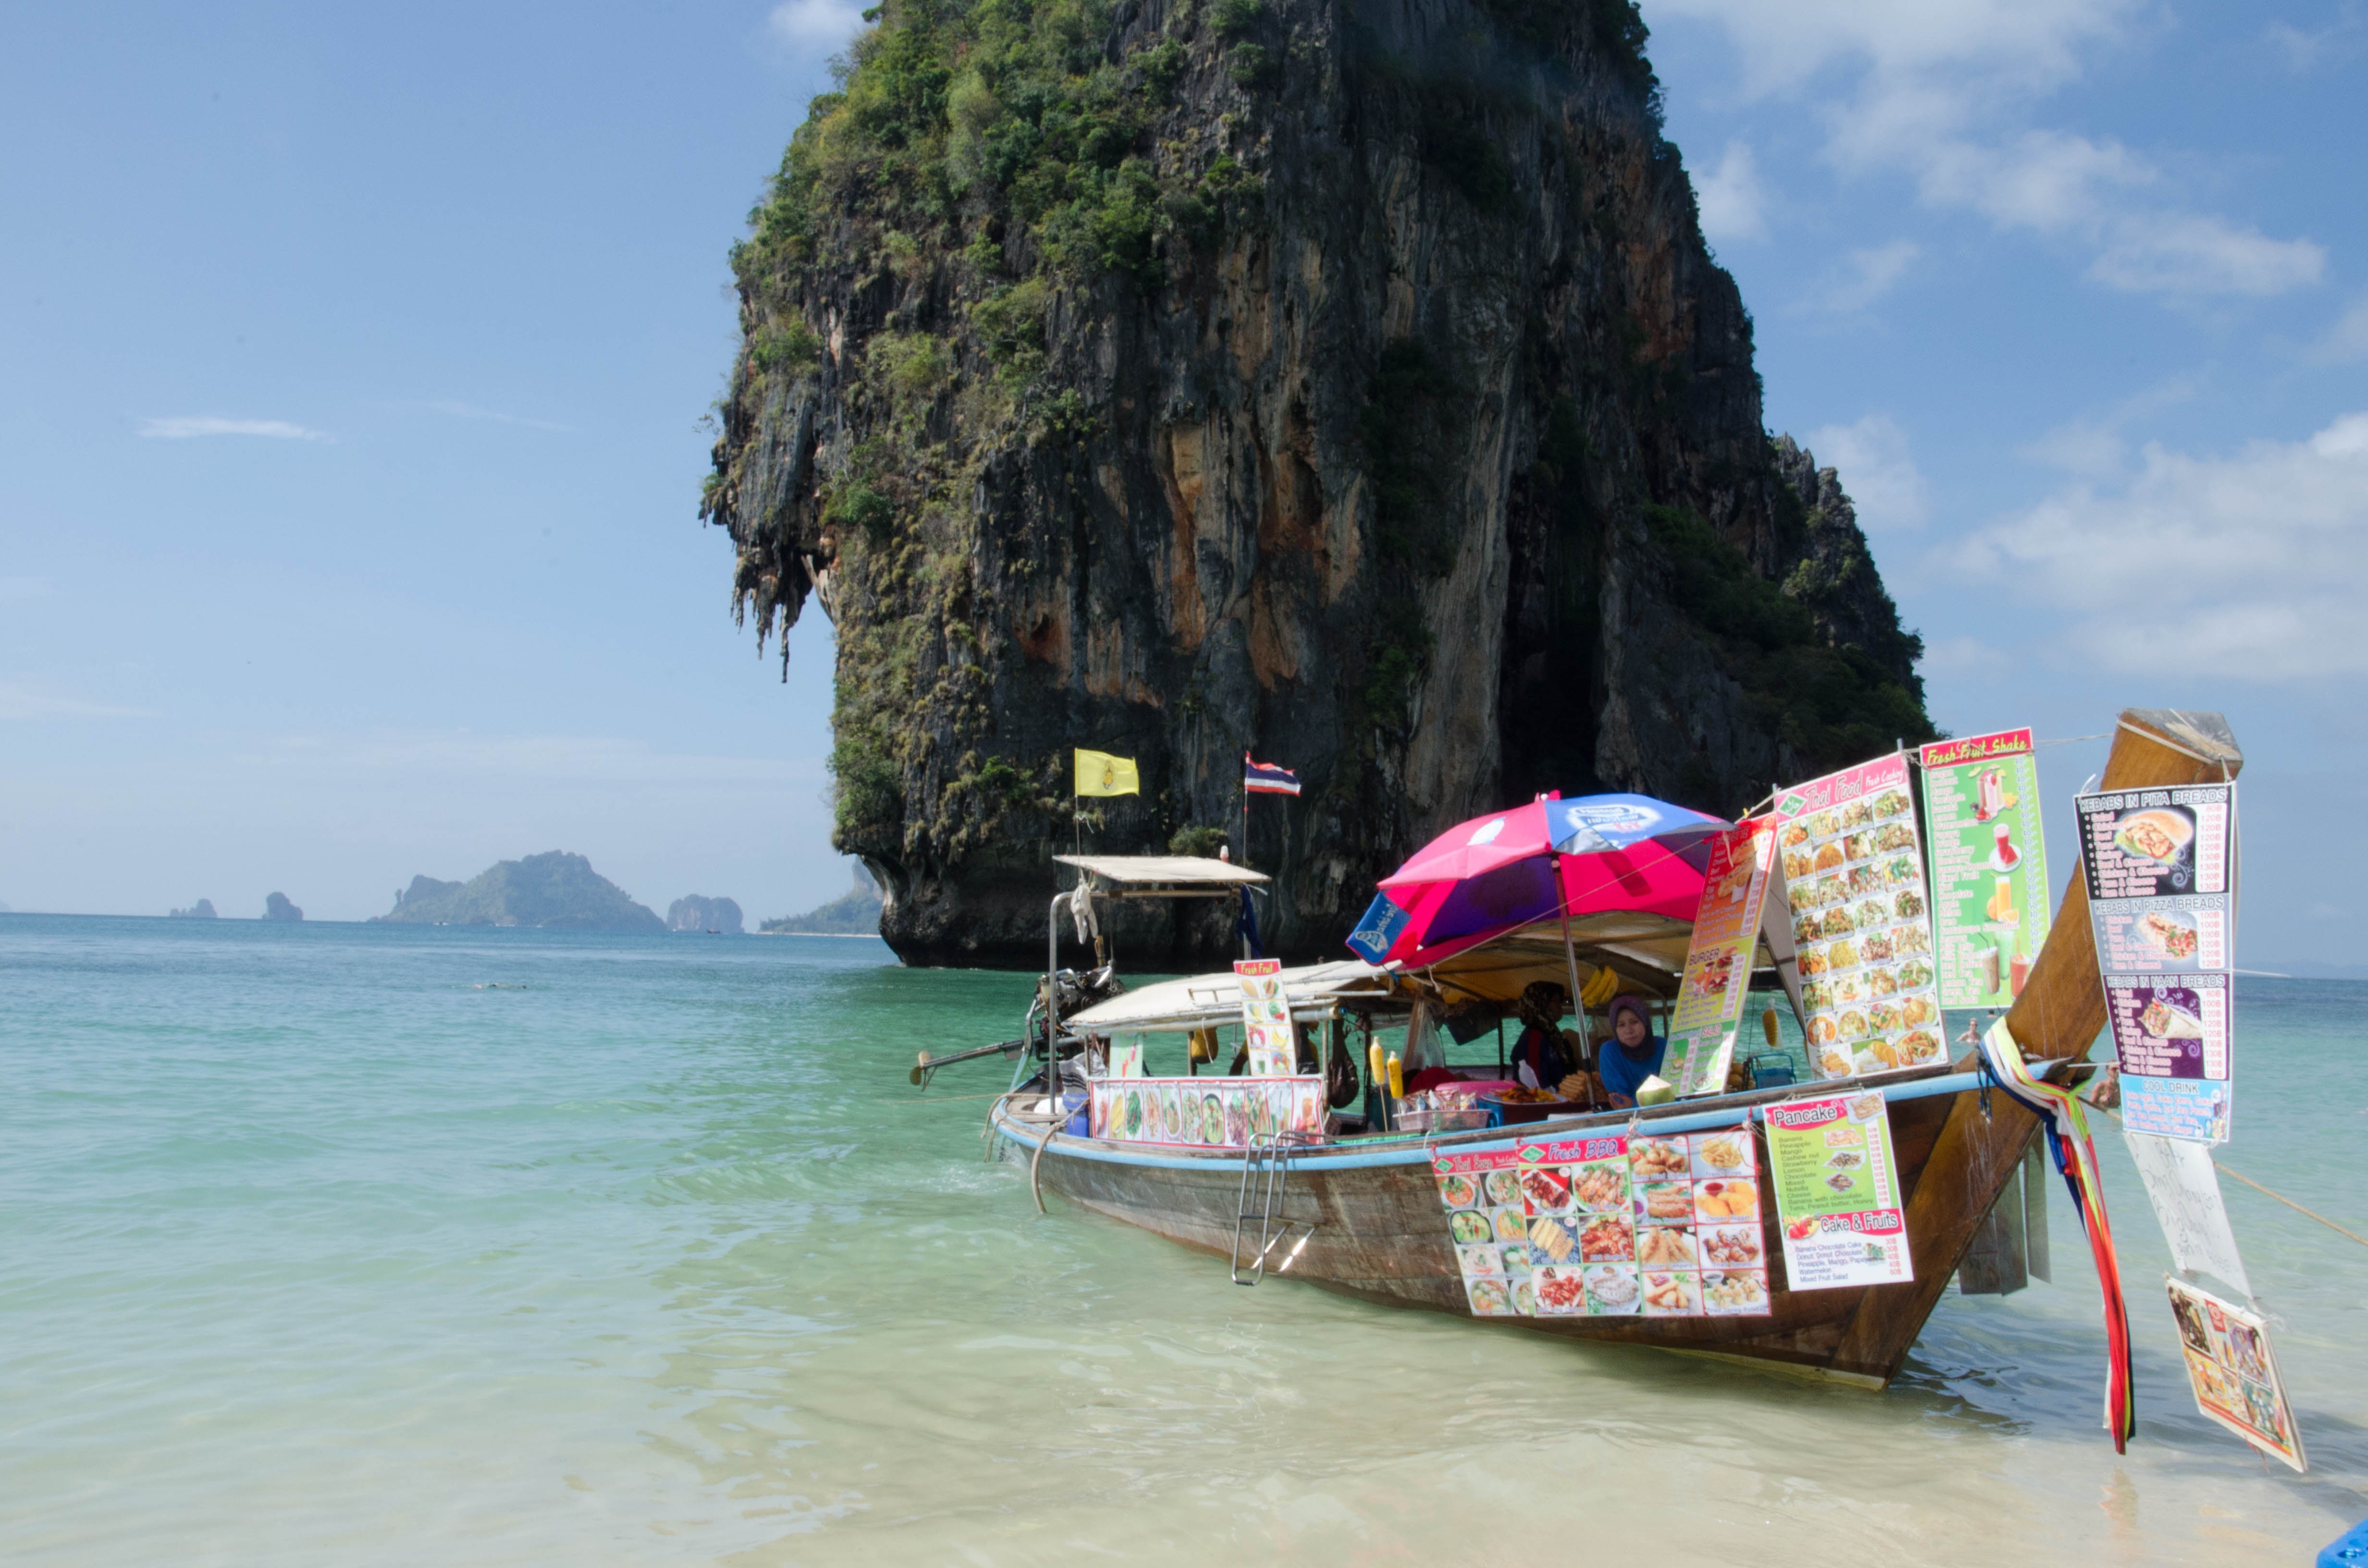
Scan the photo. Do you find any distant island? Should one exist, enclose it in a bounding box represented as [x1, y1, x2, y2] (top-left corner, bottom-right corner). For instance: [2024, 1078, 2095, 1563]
[371, 851, 665, 931]
[761, 866, 883, 935]
[264, 893, 304, 922]
[667, 895, 743, 934]
[169, 899, 220, 919]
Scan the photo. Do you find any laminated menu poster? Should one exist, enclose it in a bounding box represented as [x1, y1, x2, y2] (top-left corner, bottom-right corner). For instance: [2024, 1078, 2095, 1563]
[1233, 958, 1297, 1076]
[1771, 754, 1947, 1080]
[1433, 1147, 1529, 1317]
[1918, 729, 2053, 1009]
[2106, 973, 2232, 1143]
[2079, 785, 2238, 1143]
[2167, 1276, 2306, 1473]
[1088, 1076, 1323, 1146]
[1665, 821, 1777, 1097]
[1766, 1090, 1913, 1290]
[2078, 785, 2234, 901]
[1514, 1128, 1769, 1319]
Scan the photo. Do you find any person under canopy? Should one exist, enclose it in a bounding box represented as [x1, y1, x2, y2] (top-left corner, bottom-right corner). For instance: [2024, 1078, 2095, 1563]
[1508, 981, 1577, 1090]
[1596, 994, 1667, 1108]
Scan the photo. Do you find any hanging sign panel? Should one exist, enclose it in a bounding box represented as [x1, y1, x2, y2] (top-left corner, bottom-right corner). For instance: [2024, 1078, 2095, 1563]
[1437, 1127, 1770, 1319]
[1770, 753, 1946, 1080]
[1234, 958, 1297, 1077]
[1088, 1076, 1323, 1146]
[1918, 729, 2053, 1008]
[2167, 1276, 2305, 1473]
[1433, 1146, 1529, 1317]
[1766, 1090, 1913, 1289]
[1665, 821, 1777, 1097]
[2105, 972, 2233, 1141]
[2077, 785, 2238, 1144]
[1517, 1128, 1770, 1319]
[2124, 1130, 2251, 1296]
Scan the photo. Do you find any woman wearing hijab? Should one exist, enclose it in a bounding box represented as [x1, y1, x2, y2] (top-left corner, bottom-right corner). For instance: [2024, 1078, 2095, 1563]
[1508, 981, 1574, 1091]
[1597, 995, 1667, 1108]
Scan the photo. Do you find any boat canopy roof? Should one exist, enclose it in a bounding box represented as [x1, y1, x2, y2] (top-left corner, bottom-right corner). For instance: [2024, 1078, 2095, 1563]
[1061, 903, 1801, 1033]
[1054, 854, 1269, 894]
[1066, 960, 1394, 1033]
[1410, 906, 1801, 1020]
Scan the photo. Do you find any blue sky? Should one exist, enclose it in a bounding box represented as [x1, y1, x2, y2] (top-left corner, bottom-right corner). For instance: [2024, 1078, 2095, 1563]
[0, 1, 2360, 964]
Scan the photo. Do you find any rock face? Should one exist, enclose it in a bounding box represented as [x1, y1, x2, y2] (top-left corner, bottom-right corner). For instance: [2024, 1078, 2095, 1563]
[703, 0, 1931, 967]
[169, 899, 220, 919]
[263, 893, 304, 922]
[370, 852, 666, 931]
[668, 894, 746, 933]
[761, 866, 886, 935]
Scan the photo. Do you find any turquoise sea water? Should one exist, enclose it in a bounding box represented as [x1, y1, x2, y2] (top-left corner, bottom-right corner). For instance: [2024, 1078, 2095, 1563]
[4, 913, 2365, 1565]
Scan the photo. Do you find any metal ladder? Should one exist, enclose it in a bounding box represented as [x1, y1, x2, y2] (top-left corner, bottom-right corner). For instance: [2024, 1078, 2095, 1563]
[1231, 1132, 1315, 1285]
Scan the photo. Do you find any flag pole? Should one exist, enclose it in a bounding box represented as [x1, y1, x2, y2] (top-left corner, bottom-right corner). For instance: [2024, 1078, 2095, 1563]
[1240, 752, 1249, 870]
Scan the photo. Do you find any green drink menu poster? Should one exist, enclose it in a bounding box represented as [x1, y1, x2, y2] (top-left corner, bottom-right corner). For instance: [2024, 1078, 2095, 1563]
[1918, 729, 2053, 1010]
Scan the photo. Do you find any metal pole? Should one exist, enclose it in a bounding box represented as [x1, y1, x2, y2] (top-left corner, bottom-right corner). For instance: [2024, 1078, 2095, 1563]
[1553, 849, 1587, 1059]
[1046, 894, 1064, 1116]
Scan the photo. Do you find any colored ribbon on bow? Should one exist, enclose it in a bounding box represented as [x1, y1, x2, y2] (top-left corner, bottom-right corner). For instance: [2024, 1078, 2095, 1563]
[1978, 1018, 2137, 1451]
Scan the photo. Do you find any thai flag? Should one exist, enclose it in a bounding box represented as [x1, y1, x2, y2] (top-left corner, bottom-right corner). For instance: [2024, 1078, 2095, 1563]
[1244, 753, 1301, 796]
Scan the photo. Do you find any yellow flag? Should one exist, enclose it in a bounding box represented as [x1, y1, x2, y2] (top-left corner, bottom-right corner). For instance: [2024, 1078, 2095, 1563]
[1073, 748, 1140, 797]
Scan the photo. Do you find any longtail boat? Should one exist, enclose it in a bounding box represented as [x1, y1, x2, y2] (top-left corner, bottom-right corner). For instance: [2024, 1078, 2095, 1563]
[975, 709, 2241, 1386]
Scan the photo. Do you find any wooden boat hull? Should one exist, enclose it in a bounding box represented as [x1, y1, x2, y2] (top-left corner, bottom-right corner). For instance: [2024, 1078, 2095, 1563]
[995, 1074, 1962, 1384]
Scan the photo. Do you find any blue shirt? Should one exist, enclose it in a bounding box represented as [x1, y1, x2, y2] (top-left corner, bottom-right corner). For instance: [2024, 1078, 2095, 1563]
[1598, 1034, 1668, 1101]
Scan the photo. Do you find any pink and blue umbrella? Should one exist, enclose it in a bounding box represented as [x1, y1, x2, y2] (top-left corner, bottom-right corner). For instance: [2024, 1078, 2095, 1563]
[1345, 793, 1729, 967]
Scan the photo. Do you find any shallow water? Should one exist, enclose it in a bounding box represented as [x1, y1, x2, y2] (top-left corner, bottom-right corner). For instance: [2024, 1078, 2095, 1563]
[3, 915, 2363, 1564]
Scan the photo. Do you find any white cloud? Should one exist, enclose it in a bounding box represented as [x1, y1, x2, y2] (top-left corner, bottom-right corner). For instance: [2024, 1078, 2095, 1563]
[2088, 211, 2325, 298]
[1952, 411, 2368, 679]
[1918, 635, 2010, 676]
[1809, 238, 1920, 313]
[2266, 5, 2366, 70]
[425, 400, 569, 432]
[1806, 413, 1929, 532]
[0, 680, 156, 720]
[140, 416, 327, 441]
[1648, 0, 2326, 302]
[2020, 376, 2200, 479]
[2313, 295, 2368, 363]
[770, 0, 866, 51]
[1695, 141, 1767, 244]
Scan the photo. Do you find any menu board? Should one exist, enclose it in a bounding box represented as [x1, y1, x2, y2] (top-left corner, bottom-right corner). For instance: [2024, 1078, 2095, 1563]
[1087, 1076, 1323, 1145]
[1766, 1090, 1912, 1290]
[2105, 973, 2232, 1141]
[1234, 958, 1296, 1076]
[1513, 1128, 1769, 1318]
[1665, 821, 1777, 1097]
[2078, 785, 2237, 1143]
[2168, 1276, 2305, 1472]
[1433, 1147, 1529, 1317]
[1772, 754, 1946, 1079]
[1918, 729, 2053, 1008]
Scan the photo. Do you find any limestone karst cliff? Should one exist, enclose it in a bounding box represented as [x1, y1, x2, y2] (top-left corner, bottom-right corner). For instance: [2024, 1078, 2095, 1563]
[702, 0, 1932, 965]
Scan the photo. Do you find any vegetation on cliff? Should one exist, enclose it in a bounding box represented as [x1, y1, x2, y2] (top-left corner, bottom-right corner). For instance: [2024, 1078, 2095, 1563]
[703, 0, 1932, 964]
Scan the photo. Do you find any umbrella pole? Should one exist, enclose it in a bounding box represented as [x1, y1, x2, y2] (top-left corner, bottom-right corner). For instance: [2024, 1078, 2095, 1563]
[1552, 849, 1588, 1089]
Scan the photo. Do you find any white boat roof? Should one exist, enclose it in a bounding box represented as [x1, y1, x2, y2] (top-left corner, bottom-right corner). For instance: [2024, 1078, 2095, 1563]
[1066, 960, 1396, 1033]
[1055, 854, 1270, 889]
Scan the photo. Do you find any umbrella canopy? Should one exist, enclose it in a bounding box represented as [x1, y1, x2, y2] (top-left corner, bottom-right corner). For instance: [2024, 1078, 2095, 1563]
[1345, 793, 1729, 968]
